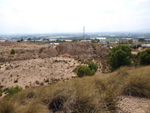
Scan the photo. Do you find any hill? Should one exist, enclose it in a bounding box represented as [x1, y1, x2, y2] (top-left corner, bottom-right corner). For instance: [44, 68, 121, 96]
[0, 42, 109, 89]
[0, 42, 109, 63]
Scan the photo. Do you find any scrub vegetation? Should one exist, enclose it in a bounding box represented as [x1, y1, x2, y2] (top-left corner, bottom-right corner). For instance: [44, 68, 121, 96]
[1, 66, 150, 113]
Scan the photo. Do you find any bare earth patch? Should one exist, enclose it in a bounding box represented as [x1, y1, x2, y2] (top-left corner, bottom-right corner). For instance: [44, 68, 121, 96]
[118, 96, 150, 113]
[0, 42, 49, 53]
[0, 57, 80, 89]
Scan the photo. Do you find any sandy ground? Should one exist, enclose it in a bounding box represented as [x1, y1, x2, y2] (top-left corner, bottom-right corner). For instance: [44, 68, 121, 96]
[118, 96, 150, 113]
[0, 57, 80, 89]
[0, 42, 49, 53]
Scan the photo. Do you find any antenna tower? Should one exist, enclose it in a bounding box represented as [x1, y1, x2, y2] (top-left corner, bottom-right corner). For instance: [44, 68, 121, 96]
[83, 26, 85, 40]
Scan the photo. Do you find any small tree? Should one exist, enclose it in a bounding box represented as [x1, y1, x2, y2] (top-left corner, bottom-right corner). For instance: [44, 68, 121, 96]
[91, 39, 99, 43]
[137, 44, 141, 48]
[128, 40, 133, 44]
[138, 49, 150, 65]
[88, 62, 98, 72]
[109, 45, 131, 70]
[77, 65, 86, 77]
[77, 65, 96, 77]
[27, 38, 31, 41]
[17, 40, 21, 42]
[138, 38, 145, 42]
[10, 48, 16, 54]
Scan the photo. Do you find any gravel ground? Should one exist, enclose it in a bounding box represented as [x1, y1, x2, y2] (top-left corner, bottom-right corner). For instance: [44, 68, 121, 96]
[118, 96, 150, 113]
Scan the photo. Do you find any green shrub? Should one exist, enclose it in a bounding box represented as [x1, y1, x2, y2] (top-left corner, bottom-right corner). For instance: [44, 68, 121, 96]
[17, 40, 21, 42]
[138, 38, 145, 42]
[90, 69, 96, 75]
[137, 44, 141, 48]
[138, 49, 150, 65]
[109, 45, 131, 70]
[10, 48, 16, 54]
[77, 65, 95, 77]
[91, 38, 99, 43]
[0, 88, 2, 96]
[0, 91, 2, 96]
[130, 45, 137, 49]
[7, 85, 22, 96]
[88, 62, 98, 72]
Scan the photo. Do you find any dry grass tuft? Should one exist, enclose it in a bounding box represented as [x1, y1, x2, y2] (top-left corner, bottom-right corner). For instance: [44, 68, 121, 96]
[122, 67, 150, 98]
[48, 95, 66, 112]
[1, 66, 150, 112]
[0, 100, 15, 113]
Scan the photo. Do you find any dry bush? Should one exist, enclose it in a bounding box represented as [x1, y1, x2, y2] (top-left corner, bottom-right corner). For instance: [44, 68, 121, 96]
[48, 96, 66, 112]
[146, 104, 150, 113]
[1, 66, 150, 112]
[3, 76, 117, 113]
[122, 67, 150, 98]
[22, 103, 43, 113]
[0, 100, 15, 113]
[105, 66, 150, 98]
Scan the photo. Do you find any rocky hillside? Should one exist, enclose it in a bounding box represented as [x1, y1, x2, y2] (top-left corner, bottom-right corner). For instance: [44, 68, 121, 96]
[57, 42, 109, 62]
[0, 42, 109, 63]
[0, 42, 110, 72]
[0, 42, 58, 62]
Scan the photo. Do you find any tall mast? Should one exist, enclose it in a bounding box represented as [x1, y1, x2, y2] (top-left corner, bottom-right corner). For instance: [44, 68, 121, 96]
[83, 26, 85, 40]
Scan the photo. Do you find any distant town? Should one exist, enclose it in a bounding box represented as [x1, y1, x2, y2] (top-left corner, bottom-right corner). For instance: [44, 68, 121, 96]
[0, 32, 150, 48]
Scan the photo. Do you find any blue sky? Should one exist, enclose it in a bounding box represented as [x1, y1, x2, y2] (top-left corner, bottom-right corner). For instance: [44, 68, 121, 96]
[0, 0, 150, 34]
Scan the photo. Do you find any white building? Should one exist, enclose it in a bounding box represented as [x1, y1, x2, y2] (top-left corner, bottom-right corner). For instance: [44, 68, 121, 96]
[50, 43, 59, 45]
[81, 40, 91, 42]
[91, 37, 106, 40]
[65, 40, 72, 42]
[49, 39, 57, 42]
[142, 44, 150, 48]
[0, 40, 5, 42]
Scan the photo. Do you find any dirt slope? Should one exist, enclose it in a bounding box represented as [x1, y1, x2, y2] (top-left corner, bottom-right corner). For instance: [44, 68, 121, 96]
[0, 57, 80, 89]
[0, 42, 109, 63]
[57, 42, 109, 62]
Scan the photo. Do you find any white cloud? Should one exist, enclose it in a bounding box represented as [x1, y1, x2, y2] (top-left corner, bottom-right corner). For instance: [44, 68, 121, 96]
[135, 9, 146, 14]
[0, 0, 149, 34]
[131, 0, 150, 5]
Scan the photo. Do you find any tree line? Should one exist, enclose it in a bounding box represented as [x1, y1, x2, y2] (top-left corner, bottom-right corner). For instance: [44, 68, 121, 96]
[109, 45, 150, 71]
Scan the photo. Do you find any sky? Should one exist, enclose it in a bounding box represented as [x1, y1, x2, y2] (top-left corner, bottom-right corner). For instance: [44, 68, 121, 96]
[0, 0, 150, 34]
